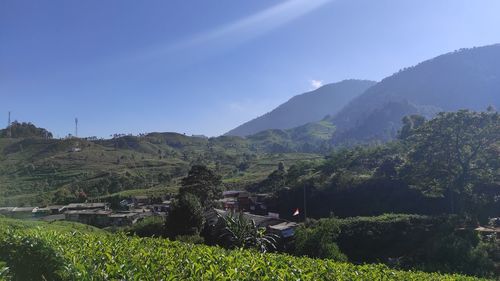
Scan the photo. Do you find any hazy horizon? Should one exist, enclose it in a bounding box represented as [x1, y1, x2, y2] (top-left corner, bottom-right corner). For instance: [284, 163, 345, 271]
[2, 0, 500, 138]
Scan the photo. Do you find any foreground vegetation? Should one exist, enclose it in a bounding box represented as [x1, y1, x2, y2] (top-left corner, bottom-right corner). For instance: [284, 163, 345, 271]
[0, 218, 489, 281]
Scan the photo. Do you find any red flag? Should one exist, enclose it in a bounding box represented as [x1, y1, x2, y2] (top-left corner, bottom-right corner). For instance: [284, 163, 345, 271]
[293, 208, 300, 216]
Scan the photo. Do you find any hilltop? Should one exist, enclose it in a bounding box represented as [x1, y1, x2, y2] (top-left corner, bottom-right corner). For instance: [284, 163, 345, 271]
[329, 44, 500, 143]
[0, 128, 324, 207]
[225, 79, 375, 136]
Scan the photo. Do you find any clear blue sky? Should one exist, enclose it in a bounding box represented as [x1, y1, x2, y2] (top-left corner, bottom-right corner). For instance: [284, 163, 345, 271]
[2, 0, 500, 138]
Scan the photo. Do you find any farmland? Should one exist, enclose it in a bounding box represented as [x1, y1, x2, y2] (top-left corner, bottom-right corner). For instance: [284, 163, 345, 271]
[0, 218, 489, 281]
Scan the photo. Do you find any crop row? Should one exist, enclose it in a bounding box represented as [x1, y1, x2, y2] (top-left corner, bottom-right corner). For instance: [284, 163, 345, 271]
[0, 219, 489, 281]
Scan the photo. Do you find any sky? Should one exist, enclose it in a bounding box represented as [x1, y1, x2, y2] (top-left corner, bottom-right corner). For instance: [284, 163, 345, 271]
[1, 0, 500, 138]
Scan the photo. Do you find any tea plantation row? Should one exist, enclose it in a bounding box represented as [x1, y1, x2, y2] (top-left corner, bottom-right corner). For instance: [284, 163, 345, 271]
[0, 218, 490, 280]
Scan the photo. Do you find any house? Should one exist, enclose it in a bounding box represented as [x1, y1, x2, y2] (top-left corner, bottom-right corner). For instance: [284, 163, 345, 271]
[32, 205, 64, 217]
[249, 193, 271, 215]
[9, 207, 35, 219]
[221, 190, 251, 211]
[0, 207, 37, 219]
[475, 226, 500, 239]
[268, 222, 298, 238]
[0, 207, 15, 214]
[64, 209, 112, 227]
[151, 200, 170, 214]
[62, 202, 110, 211]
[108, 212, 140, 226]
[206, 209, 298, 238]
[133, 196, 150, 206]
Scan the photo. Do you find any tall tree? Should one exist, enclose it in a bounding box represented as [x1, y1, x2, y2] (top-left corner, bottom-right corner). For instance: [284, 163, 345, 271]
[165, 193, 204, 237]
[398, 114, 426, 140]
[404, 110, 500, 213]
[180, 165, 222, 206]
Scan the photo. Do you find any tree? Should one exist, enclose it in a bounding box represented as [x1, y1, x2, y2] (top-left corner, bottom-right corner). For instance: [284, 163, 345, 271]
[294, 219, 347, 261]
[180, 165, 222, 206]
[165, 193, 204, 237]
[256, 163, 287, 192]
[0, 121, 53, 139]
[404, 110, 500, 213]
[218, 212, 278, 253]
[398, 114, 426, 140]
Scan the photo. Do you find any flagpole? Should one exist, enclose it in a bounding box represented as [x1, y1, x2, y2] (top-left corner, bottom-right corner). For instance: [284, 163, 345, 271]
[303, 185, 307, 222]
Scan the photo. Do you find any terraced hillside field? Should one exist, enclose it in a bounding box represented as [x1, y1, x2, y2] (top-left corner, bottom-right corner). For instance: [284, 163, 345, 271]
[0, 133, 324, 206]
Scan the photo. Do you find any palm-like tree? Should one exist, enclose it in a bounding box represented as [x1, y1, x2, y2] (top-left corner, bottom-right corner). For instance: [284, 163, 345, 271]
[218, 212, 278, 253]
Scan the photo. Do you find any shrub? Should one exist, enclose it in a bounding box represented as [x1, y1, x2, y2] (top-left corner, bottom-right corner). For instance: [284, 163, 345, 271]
[175, 234, 205, 244]
[0, 261, 10, 281]
[127, 216, 165, 237]
[293, 218, 347, 261]
[0, 230, 65, 281]
[0, 218, 489, 281]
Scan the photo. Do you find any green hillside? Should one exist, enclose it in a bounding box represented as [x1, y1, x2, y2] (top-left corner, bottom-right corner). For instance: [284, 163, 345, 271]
[0, 125, 325, 206]
[0, 218, 488, 281]
[330, 45, 500, 144]
[226, 79, 375, 136]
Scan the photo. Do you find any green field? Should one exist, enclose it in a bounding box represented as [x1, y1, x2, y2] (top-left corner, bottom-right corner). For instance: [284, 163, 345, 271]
[0, 218, 489, 281]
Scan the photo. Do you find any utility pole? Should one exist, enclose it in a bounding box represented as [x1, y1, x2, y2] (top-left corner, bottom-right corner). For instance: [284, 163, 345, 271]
[303, 185, 307, 222]
[75, 118, 78, 138]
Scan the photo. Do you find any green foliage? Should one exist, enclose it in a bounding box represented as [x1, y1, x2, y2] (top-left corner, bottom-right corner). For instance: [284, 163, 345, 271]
[174, 234, 205, 244]
[0, 121, 52, 139]
[0, 229, 65, 281]
[180, 165, 222, 206]
[404, 110, 500, 213]
[294, 218, 347, 261]
[399, 115, 426, 140]
[255, 163, 287, 192]
[296, 214, 497, 278]
[165, 193, 204, 237]
[412, 219, 496, 277]
[0, 261, 10, 281]
[0, 218, 487, 281]
[126, 215, 165, 237]
[218, 212, 278, 253]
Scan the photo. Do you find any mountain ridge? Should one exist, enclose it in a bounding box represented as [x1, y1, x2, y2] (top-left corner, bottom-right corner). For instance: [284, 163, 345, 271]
[225, 79, 376, 137]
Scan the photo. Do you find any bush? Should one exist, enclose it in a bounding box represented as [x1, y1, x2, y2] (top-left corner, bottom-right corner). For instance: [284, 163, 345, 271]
[0, 230, 65, 281]
[0, 261, 10, 281]
[0, 222, 485, 281]
[413, 223, 496, 277]
[126, 216, 165, 237]
[175, 234, 205, 244]
[295, 214, 497, 278]
[293, 219, 347, 261]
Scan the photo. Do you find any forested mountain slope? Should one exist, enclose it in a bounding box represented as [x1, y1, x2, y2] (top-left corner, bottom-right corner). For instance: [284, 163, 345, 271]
[226, 79, 375, 136]
[329, 44, 500, 143]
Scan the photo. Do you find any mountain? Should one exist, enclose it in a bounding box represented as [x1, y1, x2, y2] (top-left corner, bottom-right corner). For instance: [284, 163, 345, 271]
[225, 79, 376, 137]
[329, 44, 500, 143]
[246, 120, 336, 153]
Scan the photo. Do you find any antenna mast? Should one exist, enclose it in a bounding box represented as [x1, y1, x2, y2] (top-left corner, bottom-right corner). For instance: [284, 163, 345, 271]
[7, 112, 11, 138]
[75, 118, 78, 138]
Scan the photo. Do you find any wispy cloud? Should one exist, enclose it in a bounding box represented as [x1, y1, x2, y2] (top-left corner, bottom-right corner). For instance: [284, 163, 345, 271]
[134, 0, 333, 62]
[310, 79, 323, 89]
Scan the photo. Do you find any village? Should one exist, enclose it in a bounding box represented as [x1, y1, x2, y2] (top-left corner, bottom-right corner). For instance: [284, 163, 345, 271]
[0, 190, 299, 239]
